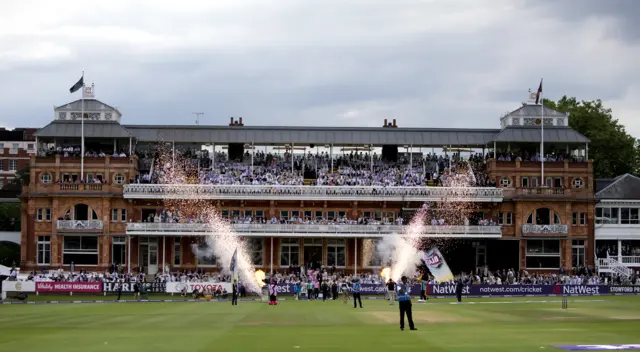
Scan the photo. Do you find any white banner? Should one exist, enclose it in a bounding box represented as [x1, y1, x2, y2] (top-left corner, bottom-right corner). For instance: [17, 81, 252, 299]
[166, 282, 232, 294]
[2, 280, 36, 293]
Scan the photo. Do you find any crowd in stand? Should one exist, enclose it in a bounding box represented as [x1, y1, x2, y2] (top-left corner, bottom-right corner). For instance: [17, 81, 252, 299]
[495, 151, 586, 163]
[39, 145, 130, 158]
[135, 150, 494, 188]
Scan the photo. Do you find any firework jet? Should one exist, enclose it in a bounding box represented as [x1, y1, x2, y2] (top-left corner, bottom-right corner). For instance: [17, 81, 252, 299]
[376, 206, 428, 281]
[375, 160, 479, 281]
[154, 144, 262, 293]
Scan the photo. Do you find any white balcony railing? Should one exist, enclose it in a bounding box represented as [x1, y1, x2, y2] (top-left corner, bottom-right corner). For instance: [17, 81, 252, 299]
[56, 220, 104, 231]
[597, 256, 638, 276]
[521, 224, 569, 235]
[126, 222, 502, 238]
[123, 184, 503, 202]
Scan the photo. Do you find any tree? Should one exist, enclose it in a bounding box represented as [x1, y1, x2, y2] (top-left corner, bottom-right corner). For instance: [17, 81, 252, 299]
[544, 96, 639, 179]
[0, 203, 20, 231]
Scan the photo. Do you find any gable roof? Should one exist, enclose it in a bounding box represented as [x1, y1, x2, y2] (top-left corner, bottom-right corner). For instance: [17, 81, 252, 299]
[596, 174, 640, 200]
[500, 104, 568, 121]
[55, 99, 119, 112]
[35, 120, 133, 139]
[491, 126, 590, 143]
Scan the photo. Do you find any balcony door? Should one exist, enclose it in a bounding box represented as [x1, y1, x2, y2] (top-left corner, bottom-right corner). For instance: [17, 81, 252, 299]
[139, 237, 158, 275]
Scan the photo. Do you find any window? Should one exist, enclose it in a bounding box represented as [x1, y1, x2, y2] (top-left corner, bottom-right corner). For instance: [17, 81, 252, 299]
[554, 177, 563, 188]
[545, 177, 553, 187]
[63, 236, 99, 265]
[596, 207, 619, 224]
[572, 240, 585, 268]
[247, 238, 263, 266]
[0, 143, 3, 149]
[521, 177, 529, 188]
[338, 211, 346, 218]
[37, 208, 51, 221]
[196, 242, 216, 266]
[572, 178, 584, 188]
[40, 173, 52, 184]
[37, 236, 51, 265]
[9, 160, 18, 171]
[27, 143, 34, 151]
[112, 209, 118, 222]
[530, 177, 539, 187]
[326, 239, 346, 267]
[255, 210, 264, 221]
[280, 238, 299, 266]
[501, 177, 511, 187]
[0, 160, 3, 170]
[315, 211, 323, 220]
[327, 211, 335, 220]
[621, 208, 640, 225]
[114, 173, 125, 185]
[121, 209, 127, 222]
[525, 239, 560, 269]
[232, 210, 240, 219]
[221, 210, 229, 218]
[87, 173, 94, 182]
[173, 237, 181, 266]
[280, 210, 289, 221]
[363, 239, 382, 267]
[112, 236, 126, 266]
[244, 210, 253, 219]
[572, 212, 586, 225]
[291, 210, 300, 220]
[498, 211, 512, 225]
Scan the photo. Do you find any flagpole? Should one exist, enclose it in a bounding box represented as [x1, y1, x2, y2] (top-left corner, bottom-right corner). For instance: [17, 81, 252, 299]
[81, 71, 85, 181]
[540, 78, 544, 186]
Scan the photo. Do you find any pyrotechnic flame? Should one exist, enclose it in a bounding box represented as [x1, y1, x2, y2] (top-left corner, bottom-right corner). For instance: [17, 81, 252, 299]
[254, 270, 266, 287]
[152, 142, 263, 293]
[381, 267, 391, 282]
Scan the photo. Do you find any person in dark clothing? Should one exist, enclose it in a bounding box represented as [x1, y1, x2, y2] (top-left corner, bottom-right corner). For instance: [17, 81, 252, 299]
[331, 281, 338, 300]
[231, 280, 239, 306]
[321, 280, 330, 302]
[352, 279, 363, 308]
[456, 279, 464, 303]
[386, 279, 396, 305]
[398, 276, 417, 331]
[116, 280, 123, 301]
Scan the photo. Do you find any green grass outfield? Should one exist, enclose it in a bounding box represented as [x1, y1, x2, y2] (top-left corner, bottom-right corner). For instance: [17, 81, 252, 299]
[1, 296, 640, 352]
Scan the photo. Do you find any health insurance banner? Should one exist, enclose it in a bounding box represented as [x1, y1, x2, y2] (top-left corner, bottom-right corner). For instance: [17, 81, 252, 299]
[423, 248, 454, 283]
[35, 282, 102, 293]
[166, 282, 231, 294]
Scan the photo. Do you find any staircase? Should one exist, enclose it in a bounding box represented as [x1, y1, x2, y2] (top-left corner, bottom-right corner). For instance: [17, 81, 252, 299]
[607, 254, 634, 278]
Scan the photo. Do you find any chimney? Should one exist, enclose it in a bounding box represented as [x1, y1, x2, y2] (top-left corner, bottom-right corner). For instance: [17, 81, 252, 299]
[230, 117, 234, 125]
[393, 119, 397, 127]
[239, 117, 243, 126]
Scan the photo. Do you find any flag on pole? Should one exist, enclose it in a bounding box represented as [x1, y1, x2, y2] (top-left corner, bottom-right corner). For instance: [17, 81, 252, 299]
[535, 79, 543, 104]
[230, 248, 238, 282]
[70, 75, 84, 93]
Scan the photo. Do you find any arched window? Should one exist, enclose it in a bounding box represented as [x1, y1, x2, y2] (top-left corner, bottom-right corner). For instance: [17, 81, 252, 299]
[526, 208, 561, 225]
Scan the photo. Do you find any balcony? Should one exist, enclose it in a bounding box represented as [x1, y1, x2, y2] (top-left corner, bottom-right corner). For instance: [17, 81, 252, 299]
[521, 224, 568, 236]
[25, 183, 122, 196]
[597, 257, 640, 275]
[123, 184, 504, 202]
[502, 187, 592, 199]
[57, 220, 104, 232]
[126, 222, 502, 238]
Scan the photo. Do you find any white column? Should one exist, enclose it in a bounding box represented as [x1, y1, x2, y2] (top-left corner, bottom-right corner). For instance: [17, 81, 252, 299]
[330, 144, 333, 174]
[586, 143, 589, 161]
[172, 141, 175, 164]
[251, 142, 254, 171]
[270, 237, 274, 275]
[291, 143, 294, 173]
[162, 236, 166, 274]
[618, 240, 622, 263]
[113, 139, 117, 154]
[127, 235, 131, 274]
[409, 144, 413, 173]
[370, 146, 373, 173]
[354, 238, 357, 276]
[494, 141, 497, 158]
[129, 137, 132, 156]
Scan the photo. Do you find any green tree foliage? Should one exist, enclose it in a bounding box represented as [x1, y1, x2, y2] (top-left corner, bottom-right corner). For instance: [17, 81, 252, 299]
[544, 96, 639, 179]
[0, 241, 20, 267]
[0, 202, 20, 231]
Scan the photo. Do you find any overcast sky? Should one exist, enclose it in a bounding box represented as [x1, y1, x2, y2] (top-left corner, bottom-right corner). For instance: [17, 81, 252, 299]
[1, 0, 639, 137]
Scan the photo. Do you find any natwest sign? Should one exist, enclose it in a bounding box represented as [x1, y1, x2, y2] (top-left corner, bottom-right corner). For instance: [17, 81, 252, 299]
[36, 282, 102, 293]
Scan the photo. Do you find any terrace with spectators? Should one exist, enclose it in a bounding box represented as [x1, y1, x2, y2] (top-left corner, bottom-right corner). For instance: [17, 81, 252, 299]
[19, 89, 597, 278]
